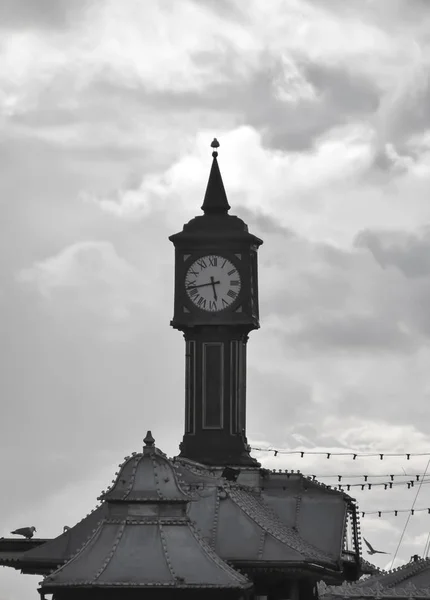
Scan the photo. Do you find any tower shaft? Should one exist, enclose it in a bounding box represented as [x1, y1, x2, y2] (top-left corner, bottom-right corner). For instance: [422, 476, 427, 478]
[180, 326, 256, 466]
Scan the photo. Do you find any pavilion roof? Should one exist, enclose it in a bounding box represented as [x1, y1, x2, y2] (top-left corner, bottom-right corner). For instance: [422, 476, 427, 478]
[173, 458, 342, 573]
[39, 432, 251, 593]
[1, 439, 358, 584]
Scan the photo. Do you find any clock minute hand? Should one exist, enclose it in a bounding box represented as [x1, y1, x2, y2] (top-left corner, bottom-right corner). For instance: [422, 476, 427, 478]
[187, 280, 220, 290]
[210, 276, 218, 301]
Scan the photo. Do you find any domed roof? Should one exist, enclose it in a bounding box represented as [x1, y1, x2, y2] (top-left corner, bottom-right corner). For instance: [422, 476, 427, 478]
[40, 432, 252, 596]
[100, 431, 188, 503]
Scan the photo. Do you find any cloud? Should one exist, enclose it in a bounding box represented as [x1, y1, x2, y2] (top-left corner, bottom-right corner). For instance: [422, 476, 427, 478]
[81, 174, 170, 220]
[3, 1, 430, 598]
[17, 241, 149, 326]
[237, 211, 415, 355]
[88, 125, 375, 234]
[357, 228, 430, 279]
[288, 313, 414, 354]
[0, 0, 93, 31]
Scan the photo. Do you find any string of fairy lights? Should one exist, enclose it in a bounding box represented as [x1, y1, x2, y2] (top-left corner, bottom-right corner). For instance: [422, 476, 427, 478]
[309, 477, 430, 490]
[251, 446, 430, 519]
[251, 447, 430, 459]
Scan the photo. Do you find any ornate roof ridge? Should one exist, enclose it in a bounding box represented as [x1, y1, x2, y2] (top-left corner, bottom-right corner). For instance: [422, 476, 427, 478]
[355, 557, 430, 589]
[93, 522, 125, 582]
[187, 520, 250, 585]
[103, 518, 188, 525]
[385, 558, 430, 588]
[360, 557, 383, 575]
[172, 457, 218, 478]
[319, 579, 430, 597]
[40, 583, 251, 589]
[42, 517, 251, 590]
[264, 469, 355, 501]
[16, 503, 106, 566]
[45, 519, 104, 578]
[227, 487, 336, 565]
[175, 461, 263, 496]
[100, 445, 189, 503]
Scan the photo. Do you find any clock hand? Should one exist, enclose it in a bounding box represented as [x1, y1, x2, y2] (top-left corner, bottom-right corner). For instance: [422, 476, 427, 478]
[210, 276, 218, 301]
[187, 281, 220, 290]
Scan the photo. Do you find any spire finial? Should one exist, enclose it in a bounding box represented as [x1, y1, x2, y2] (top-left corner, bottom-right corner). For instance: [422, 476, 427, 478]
[211, 137, 219, 158]
[201, 138, 230, 215]
[144, 431, 155, 448]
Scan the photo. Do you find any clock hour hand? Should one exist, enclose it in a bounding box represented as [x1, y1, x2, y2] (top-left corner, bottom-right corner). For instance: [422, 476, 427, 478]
[210, 276, 218, 301]
[187, 280, 220, 290]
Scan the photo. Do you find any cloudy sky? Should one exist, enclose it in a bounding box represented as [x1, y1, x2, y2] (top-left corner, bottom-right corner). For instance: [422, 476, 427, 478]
[2, 0, 430, 596]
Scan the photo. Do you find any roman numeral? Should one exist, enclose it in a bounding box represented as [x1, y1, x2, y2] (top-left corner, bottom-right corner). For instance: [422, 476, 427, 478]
[189, 288, 198, 297]
[230, 280, 240, 286]
[227, 268, 236, 276]
[221, 259, 227, 268]
[209, 300, 217, 311]
[208, 256, 217, 267]
[227, 289, 237, 299]
[197, 258, 207, 269]
[187, 280, 196, 287]
[222, 298, 228, 308]
[189, 268, 199, 277]
[197, 296, 206, 308]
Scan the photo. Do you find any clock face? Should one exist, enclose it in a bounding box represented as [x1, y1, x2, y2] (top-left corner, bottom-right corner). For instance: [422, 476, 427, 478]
[185, 255, 241, 312]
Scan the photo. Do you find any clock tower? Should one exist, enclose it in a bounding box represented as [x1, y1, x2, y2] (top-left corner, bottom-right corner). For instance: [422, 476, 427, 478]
[169, 139, 263, 466]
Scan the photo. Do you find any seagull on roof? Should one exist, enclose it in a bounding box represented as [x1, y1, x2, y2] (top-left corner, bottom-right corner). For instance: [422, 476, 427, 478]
[363, 537, 389, 555]
[11, 526, 36, 539]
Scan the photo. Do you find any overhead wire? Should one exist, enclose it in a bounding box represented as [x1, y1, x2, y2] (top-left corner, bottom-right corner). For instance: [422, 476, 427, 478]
[389, 458, 430, 569]
[334, 478, 430, 491]
[360, 507, 430, 517]
[252, 447, 430, 459]
[423, 531, 430, 558]
[303, 473, 428, 480]
[254, 446, 430, 523]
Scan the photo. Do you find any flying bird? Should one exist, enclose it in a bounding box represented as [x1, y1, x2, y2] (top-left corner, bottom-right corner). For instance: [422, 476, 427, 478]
[363, 537, 389, 555]
[10, 526, 36, 539]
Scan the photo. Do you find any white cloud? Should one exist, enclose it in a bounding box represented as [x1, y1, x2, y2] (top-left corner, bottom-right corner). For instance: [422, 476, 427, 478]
[89, 125, 376, 241]
[81, 172, 171, 219]
[273, 55, 318, 103]
[3, 1, 430, 598]
[0, 0, 262, 120]
[16, 241, 150, 326]
[87, 122, 430, 253]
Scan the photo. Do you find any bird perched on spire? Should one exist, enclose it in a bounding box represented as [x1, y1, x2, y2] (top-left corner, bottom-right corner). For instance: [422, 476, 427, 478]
[11, 526, 36, 539]
[363, 537, 389, 555]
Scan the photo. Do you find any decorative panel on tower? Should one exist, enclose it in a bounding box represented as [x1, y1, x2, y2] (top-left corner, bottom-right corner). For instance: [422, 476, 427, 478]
[202, 342, 224, 429]
[185, 340, 196, 434]
[230, 339, 247, 435]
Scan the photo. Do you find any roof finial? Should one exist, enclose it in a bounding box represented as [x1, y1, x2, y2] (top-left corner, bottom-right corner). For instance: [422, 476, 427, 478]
[144, 431, 155, 448]
[211, 137, 219, 158]
[201, 138, 230, 215]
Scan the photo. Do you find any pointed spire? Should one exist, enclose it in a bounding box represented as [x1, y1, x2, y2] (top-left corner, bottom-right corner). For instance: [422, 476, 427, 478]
[201, 138, 231, 215]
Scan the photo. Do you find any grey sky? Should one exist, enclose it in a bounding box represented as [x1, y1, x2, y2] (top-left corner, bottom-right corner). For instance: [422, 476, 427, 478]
[2, 0, 430, 597]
